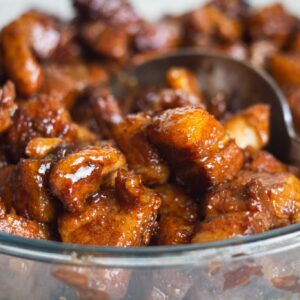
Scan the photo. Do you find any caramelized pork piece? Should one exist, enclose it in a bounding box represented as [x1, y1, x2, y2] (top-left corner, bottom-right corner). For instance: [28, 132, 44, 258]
[0, 165, 17, 210]
[0, 81, 17, 133]
[73, 0, 141, 31]
[113, 113, 169, 185]
[81, 21, 130, 60]
[0, 11, 61, 96]
[208, 0, 249, 20]
[134, 21, 181, 53]
[0, 197, 50, 240]
[72, 123, 98, 145]
[51, 22, 83, 64]
[248, 4, 297, 47]
[135, 88, 203, 113]
[224, 104, 270, 149]
[203, 174, 248, 218]
[192, 211, 267, 243]
[200, 170, 300, 242]
[77, 0, 139, 60]
[166, 67, 202, 98]
[270, 53, 300, 87]
[146, 107, 244, 192]
[13, 158, 59, 223]
[244, 147, 286, 174]
[50, 144, 126, 212]
[91, 87, 123, 137]
[0, 156, 60, 223]
[59, 169, 161, 246]
[40, 62, 108, 108]
[246, 172, 300, 225]
[71, 86, 120, 137]
[6, 94, 77, 160]
[153, 184, 198, 245]
[0, 210, 50, 240]
[25, 137, 63, 159]
[184, 6, 243, 47]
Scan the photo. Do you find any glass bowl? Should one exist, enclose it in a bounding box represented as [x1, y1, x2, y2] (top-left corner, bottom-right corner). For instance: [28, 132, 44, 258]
[2, 224, 300, 299]
[1, 1, 300, 299]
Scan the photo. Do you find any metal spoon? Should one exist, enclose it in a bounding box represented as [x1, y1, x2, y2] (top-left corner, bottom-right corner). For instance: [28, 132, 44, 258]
[111, 49, 300, 166]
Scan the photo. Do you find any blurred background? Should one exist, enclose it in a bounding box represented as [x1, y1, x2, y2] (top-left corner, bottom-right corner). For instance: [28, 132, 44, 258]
[0, 0, 299, 28]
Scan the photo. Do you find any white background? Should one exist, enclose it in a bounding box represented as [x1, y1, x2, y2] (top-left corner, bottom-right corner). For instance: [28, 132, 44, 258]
[0, 0, 299, 28]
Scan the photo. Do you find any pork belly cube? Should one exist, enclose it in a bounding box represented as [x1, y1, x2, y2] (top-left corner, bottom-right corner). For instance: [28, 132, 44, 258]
[224, 104, 270, 149]
[146, 106, 244, 191]
[59, 169, 161, 247]
[153, 184, 199, 245]
[113, 113, 170, 185]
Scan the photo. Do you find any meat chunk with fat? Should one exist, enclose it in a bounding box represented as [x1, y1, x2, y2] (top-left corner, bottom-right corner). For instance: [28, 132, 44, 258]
[0, 198, 50, 240]
[135, 88, 203, 113]
[0, 11, 61, 96]
[224, 104, 270, 149]
[195, 171, 300, 243]
[184, 6, 243, 47]
[248, 4, 297, 47]
[80, 21, 130, 60]
[166, 67, 203, 99]
[6, 94, 77, 160]
[59, 169, 161, 246]
[134, 21, 181, 53]
[0, 81, 17, 133]
[207, 0, 250, 20]
[113, 113, 170, 185]
[73, 0, 141, 31]
[25, 137, 63, 159]
[192, 212, 267, 243]
[153, 184, 199, 245]
[50, 144, 126, 213]
[146, 106, 244, 192]
[13, 158, 60, 223]
[39, 62, 108, 108]
[269, 53, 300, 87]
[244, 147, 286, 174]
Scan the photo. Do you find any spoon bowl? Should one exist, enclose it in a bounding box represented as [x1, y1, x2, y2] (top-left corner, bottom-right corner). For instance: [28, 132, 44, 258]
[112, 49, 300, 166]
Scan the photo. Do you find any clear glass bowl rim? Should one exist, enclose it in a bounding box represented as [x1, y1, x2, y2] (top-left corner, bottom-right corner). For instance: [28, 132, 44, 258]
[1, 218, 300, 267]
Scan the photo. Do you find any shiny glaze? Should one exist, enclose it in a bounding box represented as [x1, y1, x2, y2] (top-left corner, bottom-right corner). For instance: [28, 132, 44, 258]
[25, 137, 63, 159]
[13, 158, 59, 223]
[0, 197, 49, 239]
[196, 170, 300, 243]
[113, 113, 170, 185]
[147, 106, 244, 191]
[6, 94, 76, 160]
[224, 104, 270, 149]
[50, 145, 126, 212]
[153, 184, 199, 245]
[1, 11, 61, 96]
[0, 81, 17, 133]
[59, 169, 161, 246]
